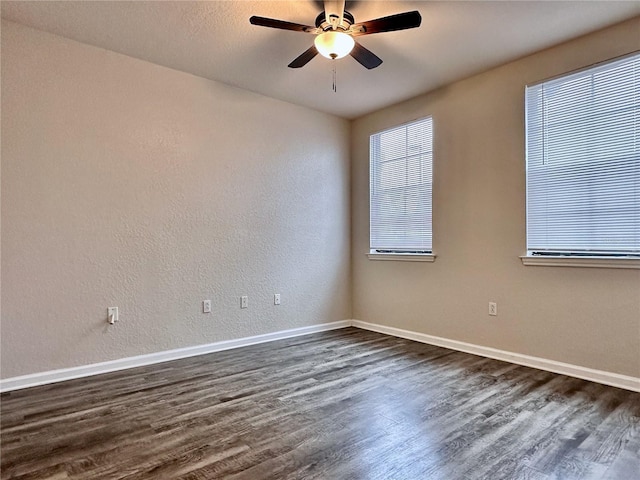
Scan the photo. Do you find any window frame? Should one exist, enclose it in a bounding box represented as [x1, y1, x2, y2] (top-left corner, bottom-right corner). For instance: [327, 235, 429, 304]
[523, 52, 640, 269]
[368, 116, 435, 262]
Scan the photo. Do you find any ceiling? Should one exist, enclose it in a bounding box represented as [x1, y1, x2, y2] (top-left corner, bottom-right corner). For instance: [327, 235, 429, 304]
[2, 1, 639, 119]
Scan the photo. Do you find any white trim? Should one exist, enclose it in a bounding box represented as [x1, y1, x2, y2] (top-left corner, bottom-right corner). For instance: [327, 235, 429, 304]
[367, 252, 436, 262]
[521, 255, 640, 269]
[0, 320, 351, 393]
[351, 320, 640, 393]
[3, 319, 638, 394]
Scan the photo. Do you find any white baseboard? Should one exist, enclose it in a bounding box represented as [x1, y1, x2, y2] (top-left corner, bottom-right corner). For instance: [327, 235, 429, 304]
[3, 319, 638, 393]
[0, 320, 351, 393]
[351, 320, 640, 393]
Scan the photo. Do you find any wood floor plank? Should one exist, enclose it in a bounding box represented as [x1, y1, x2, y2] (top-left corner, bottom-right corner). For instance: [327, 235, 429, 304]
[1, 327, 638, 479]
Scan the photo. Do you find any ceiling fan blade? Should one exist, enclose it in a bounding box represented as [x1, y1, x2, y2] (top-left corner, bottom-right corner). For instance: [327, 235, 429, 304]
[250, 16, 318, 33]
[350, 41, 382, 69]
[323, 0, 345, 29]
[350, 11, 422, 36]
[288, 45, 319, 68]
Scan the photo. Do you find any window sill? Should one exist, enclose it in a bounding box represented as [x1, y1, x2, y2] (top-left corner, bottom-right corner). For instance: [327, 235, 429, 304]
[520, 255, 640, 269]
[367, 252, 436, 262]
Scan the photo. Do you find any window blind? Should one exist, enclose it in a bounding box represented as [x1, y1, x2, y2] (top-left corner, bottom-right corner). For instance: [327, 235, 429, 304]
[525, 52, 640, 256]
[370, 117, 433, 253]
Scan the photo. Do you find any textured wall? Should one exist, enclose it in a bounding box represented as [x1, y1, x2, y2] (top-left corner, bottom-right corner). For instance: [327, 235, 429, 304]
[1, 21, 351, 379]
[351, 17, 640, 378]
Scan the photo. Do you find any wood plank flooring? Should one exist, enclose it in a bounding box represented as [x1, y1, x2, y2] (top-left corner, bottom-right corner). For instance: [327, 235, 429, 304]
[1, 327, 639, 479]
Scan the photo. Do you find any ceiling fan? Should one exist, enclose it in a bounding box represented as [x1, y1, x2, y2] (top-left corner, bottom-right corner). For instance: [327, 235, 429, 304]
[249, 0, 422, 69]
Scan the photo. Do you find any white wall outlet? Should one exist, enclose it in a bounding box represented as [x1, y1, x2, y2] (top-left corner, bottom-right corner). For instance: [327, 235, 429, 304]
[203, 300, 211, 313]
[274, 294, 281, 305]
[241, 295, 248, 309]
[489, 302, 497, 316]
[108, 307, 118, 324]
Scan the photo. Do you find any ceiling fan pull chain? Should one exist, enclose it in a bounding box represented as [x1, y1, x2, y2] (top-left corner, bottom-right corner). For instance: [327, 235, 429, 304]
[332, 61, 337, 92]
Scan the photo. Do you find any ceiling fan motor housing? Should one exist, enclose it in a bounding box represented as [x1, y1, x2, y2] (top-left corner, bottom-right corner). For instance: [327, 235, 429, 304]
[315, 10, 355, 31]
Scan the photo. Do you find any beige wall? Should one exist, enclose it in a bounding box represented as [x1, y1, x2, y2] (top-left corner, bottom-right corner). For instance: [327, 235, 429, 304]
[1, 21, 351, 378]
[352, 17, 640, 378]
[3, 16, 639, 382]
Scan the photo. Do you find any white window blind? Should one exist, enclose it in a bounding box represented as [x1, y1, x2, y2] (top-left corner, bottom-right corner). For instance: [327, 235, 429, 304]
[525, 52, 640, 256]
[370, 117, 433, 253]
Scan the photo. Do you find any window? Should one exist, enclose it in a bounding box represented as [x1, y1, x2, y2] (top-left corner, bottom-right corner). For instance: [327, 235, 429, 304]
[525, 53, 640, 262]
[370, 117, 433, 259]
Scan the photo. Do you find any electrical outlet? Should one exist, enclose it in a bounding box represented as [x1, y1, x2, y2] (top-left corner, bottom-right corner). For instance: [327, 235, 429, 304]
[203, 300, 211, 313]
[489, 302, 497, 316]
[274, 294, 281, 305]
[241, 295, 248, 309]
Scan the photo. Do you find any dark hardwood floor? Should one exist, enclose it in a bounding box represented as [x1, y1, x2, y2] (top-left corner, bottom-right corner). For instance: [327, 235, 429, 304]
[1, 327, 639, 479]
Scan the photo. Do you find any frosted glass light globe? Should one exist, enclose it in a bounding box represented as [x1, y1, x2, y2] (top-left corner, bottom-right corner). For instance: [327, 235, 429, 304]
[314, 31, 355, 60]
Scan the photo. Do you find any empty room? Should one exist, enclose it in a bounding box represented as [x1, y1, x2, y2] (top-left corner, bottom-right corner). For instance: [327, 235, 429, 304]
[1, 1, 639, 479]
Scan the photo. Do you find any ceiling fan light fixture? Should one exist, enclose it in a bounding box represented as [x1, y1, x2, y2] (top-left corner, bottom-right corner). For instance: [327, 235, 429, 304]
[314, 31, 354, 60]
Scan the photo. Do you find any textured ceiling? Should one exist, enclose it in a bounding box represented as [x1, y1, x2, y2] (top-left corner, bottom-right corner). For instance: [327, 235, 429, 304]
[2, 1, 639, 119]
